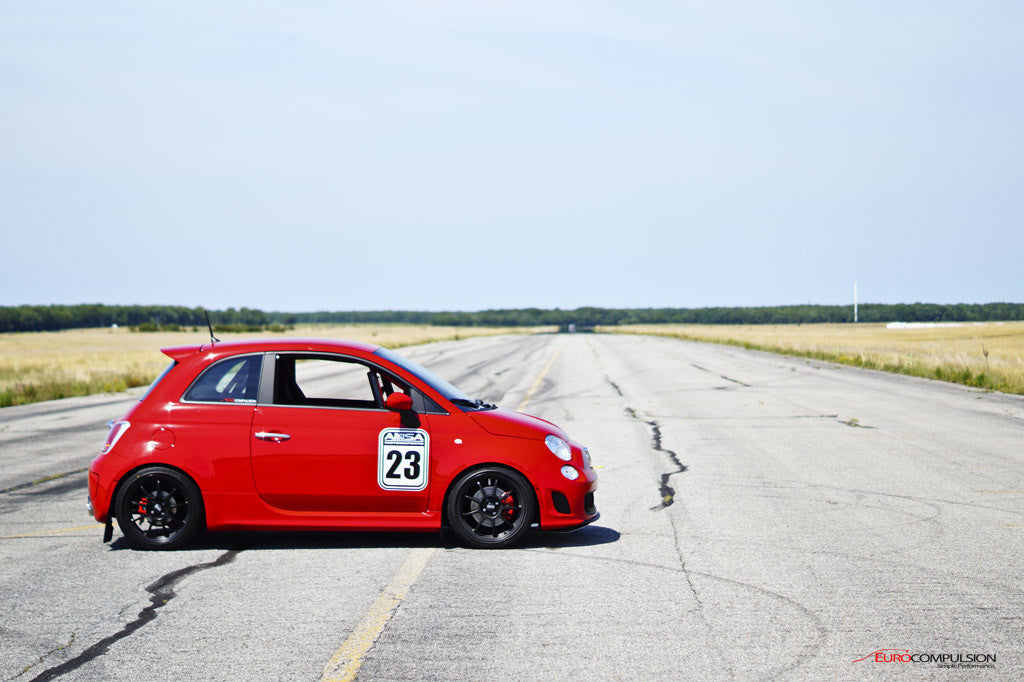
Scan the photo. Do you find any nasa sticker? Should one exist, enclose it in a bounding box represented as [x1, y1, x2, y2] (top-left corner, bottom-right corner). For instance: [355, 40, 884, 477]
[378, 428, 429, 491]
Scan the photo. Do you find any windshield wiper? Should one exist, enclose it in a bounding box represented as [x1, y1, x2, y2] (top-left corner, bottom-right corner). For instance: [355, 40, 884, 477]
[451, 397, 497, 411]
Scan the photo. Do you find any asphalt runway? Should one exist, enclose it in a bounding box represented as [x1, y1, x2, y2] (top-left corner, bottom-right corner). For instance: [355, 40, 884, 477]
[1, 333, 1022, 680]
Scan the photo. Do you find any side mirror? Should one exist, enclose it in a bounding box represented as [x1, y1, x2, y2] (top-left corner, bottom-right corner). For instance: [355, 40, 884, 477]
[385, 392, 413, 411]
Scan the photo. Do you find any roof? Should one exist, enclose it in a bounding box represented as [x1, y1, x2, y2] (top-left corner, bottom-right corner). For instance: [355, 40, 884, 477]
[160, 338, 381, 362]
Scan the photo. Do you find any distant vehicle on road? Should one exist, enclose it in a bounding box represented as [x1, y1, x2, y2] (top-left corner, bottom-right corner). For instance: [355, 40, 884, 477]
[88, 339, 598, 549]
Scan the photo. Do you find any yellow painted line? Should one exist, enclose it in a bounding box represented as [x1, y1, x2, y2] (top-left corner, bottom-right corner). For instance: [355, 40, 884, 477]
[321, 547, 435, 682]
[319, 352, 564, 680]
[517, 347, 562, 412]
[2, 523, 103, 539]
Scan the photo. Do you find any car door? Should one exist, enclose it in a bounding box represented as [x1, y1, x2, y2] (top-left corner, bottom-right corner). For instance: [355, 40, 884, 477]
[250, 352, 431, 513]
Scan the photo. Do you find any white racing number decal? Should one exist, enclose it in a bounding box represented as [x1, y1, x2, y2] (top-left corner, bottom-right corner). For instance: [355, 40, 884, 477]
[378, 428, 429, 491]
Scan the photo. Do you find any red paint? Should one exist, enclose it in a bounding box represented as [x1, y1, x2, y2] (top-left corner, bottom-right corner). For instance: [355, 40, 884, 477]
[149, 427, 175, 449]
[385, 392, 413, 411]
[88, 339, 598, 537]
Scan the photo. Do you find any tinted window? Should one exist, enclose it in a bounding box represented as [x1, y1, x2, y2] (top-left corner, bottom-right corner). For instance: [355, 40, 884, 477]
[183, 355, 261, 404]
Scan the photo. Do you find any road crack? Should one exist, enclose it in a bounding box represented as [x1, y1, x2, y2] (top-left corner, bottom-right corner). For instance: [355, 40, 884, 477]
[839, 416, 874, 429]
[689, 363, 751, 387]
[602, 378, 689, 509]
[599, 381, 722, 660]
[12, 633, 76, 680]
[593, 349, 748, 674]
[0, 469, 89, 496]
[28, 548, 243, 682]
[622, 405, 688, 510]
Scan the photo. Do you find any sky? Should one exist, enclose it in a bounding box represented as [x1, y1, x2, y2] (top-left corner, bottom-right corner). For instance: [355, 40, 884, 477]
[1, 1, 1022, 312]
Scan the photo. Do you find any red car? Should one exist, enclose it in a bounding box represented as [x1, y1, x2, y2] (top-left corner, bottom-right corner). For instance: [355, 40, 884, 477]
[88, 339, 598, 549]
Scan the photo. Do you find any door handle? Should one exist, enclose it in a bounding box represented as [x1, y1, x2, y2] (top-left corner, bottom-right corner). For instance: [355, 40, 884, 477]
[254, 431, 291, 442]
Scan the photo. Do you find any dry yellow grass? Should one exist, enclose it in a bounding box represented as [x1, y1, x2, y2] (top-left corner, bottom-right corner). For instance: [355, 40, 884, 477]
[602, 322, 1024, 395]
[0, 324, 549, 407]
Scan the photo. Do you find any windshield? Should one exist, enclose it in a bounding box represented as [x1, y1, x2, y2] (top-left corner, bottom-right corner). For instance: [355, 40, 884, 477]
[373, 347, 473, 403]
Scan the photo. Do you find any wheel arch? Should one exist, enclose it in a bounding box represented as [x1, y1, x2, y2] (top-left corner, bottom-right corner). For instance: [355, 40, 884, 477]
[439, 461, 540, 529]
[109, 462, 207, 531]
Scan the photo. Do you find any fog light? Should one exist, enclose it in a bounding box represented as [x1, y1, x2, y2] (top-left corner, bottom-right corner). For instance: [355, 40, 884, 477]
[560, 465, 579, 481]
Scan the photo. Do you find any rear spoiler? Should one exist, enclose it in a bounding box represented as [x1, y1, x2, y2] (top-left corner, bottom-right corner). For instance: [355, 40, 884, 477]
[160, 344, 205, 361]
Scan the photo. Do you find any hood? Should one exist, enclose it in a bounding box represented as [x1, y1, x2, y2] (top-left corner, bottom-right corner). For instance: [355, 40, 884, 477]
[469, 408, 567, 440]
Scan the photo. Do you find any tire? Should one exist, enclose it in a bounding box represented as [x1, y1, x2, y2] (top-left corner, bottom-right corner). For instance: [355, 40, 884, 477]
[115, 466, 204, 550]
[446, 466, 534, 549]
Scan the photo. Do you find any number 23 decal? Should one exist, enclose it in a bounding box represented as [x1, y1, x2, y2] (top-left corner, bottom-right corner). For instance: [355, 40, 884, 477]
[378, 428, 429, 491]
[384, 449, 420, 480]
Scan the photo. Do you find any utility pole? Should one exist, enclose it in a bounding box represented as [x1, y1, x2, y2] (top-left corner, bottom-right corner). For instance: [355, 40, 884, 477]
[854, 282, 858, 323]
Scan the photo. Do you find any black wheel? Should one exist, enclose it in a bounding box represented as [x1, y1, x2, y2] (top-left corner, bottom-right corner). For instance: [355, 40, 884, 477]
[115, 466, 204, 550]
[446, 467, 534, 549]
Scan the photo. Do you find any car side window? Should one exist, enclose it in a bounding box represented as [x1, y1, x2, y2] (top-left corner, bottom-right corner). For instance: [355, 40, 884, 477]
[274, 355, 381, 410]
[182, 355, 261, 404]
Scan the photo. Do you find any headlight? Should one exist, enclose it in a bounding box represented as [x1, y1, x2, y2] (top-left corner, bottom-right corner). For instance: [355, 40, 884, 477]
[560, 465, 580, 481]
[545, 435, 572, 462]
[582, 447, 591, 468]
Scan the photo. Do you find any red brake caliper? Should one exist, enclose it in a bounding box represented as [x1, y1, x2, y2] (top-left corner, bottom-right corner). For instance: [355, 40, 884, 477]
[138, 497, 148, 514]
[501, 493, 516, 520]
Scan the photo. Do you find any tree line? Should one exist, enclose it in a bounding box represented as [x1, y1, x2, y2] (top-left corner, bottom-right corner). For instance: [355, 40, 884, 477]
[2, 302, 1023, 333]
[0, 305, 270, 333]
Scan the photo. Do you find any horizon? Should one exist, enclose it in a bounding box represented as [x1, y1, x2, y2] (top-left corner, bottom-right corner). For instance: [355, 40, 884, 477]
[4, 300, 1022, 314]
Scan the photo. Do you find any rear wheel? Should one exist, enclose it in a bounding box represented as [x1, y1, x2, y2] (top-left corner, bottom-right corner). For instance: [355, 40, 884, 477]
[115, 466, 204, 550]
[446, 467, 534, 549]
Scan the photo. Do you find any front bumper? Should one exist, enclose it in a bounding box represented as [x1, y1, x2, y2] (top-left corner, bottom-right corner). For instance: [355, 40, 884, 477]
[548, 511, 601, 533]
[536, 455, 598, 530]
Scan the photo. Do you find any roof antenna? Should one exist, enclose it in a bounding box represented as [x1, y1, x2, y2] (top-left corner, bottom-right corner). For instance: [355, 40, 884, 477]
[204, 310, 220, 345]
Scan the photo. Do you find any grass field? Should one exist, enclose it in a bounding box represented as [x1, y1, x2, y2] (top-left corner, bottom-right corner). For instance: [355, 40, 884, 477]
[0, 325, 549, 407]
[7, 322, 1024, 407]
[602, 322, 1024, 396]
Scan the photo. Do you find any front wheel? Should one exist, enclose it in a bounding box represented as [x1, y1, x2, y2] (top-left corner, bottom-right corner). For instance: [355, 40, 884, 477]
[446, 467, 534, 549]
[115, 466, 204, 550]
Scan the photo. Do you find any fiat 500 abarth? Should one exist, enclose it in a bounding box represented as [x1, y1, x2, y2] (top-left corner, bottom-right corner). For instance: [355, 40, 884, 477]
[88, 339, 598, 550]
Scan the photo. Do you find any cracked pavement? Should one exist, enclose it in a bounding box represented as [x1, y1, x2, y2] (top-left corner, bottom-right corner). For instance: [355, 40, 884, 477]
[1, 333, 1023, 680]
